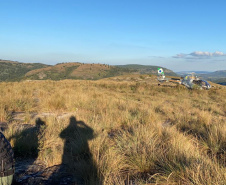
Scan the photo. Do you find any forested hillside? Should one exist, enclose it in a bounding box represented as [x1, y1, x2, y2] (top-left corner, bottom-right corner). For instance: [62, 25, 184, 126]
[0, 60, 49, 81]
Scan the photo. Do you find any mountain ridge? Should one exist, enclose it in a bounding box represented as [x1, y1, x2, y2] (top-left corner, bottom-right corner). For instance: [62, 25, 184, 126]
[0, 60, 177, 81]
[1, 60, 225, 85]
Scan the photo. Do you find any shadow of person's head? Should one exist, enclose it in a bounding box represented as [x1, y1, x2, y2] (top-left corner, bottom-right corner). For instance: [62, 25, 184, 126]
[66, 116, 94, 140]
[69, 116, 77, 124]
[36, 118, 46, 128]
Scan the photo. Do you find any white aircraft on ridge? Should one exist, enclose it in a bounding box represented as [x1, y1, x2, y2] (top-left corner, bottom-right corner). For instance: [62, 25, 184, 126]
[157, 68, 211, 90]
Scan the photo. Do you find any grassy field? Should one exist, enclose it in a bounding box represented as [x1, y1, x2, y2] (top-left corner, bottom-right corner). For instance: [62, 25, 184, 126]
[0, 76, 225, 184]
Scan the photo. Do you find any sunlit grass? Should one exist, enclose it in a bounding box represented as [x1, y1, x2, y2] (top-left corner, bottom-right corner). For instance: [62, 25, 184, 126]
[0, 78, 225, 184]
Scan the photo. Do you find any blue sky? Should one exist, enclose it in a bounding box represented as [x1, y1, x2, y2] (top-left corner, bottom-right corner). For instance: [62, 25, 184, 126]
[1, 0, 226, 71]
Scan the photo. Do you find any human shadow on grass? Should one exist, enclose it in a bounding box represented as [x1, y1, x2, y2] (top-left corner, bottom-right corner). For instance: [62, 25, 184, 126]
[8, 118, 46, 184]
[49, 116, 101, 185]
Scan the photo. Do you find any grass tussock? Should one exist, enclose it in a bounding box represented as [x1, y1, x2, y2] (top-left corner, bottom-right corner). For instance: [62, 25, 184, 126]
[0, 79, 225, 184]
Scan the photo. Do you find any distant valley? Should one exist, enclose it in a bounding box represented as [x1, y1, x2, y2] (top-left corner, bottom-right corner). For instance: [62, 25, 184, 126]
[177, 70, 226, 85]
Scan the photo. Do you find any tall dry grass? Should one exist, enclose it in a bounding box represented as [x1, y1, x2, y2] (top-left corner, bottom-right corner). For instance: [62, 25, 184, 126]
[0, 79, 225, 184]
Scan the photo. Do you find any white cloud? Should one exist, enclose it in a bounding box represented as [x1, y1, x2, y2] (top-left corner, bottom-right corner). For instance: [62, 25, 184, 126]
[190, 51, 225, 57]
[213, 51, 225, 56]
[173, 51, 226, 59]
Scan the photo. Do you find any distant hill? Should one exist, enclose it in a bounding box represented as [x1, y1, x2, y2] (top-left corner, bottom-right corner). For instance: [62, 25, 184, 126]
[177, 70, 226, 78]
[203, 70, 226, 78]
[177, 71, 212, 76]
[25, 63, 177, 80]
[198, 70, 226, 85]
[0, 60, 49, 81]
[0, 60, 178, 81]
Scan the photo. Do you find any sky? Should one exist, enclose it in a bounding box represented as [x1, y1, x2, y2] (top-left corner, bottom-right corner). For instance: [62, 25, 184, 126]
[1, 0, 226, 71]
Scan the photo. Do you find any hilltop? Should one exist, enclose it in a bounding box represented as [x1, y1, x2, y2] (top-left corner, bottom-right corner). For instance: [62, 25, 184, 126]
[25, 62, 122, 80]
